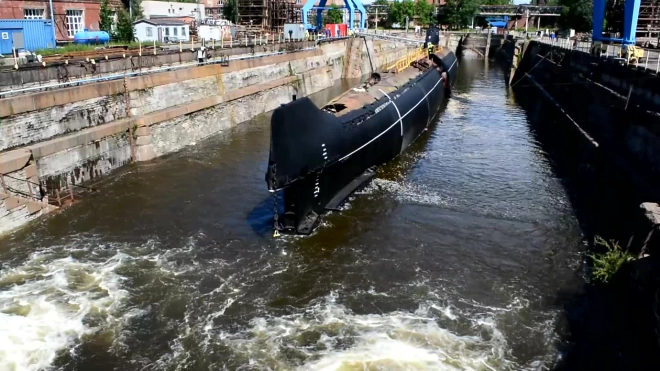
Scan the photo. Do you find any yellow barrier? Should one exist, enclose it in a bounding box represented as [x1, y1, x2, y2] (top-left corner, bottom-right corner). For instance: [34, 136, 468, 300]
[387, 47, 436, 73]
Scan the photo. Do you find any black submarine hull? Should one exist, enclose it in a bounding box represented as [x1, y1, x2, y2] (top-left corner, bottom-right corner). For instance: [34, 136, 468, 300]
[266, 50, 457, 234]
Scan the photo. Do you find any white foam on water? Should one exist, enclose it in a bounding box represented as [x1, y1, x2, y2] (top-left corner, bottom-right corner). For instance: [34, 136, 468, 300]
[0, 252, 129, 371]
[364, 178, 453, 207]
[216, 292, 511, 371]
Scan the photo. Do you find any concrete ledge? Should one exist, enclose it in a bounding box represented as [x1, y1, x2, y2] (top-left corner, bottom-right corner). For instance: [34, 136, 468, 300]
[28, 118, 135, 159]
[0, 149, 32, 174]
[0, 49, 323, 118]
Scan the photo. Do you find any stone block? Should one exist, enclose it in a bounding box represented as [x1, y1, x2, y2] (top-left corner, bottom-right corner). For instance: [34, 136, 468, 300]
[136, 144, 157, 162]
[24, 164, 38, 178]
[0, 150, 32, 174]
[136, 136, 152, 146]
[0, 192, 8, 200]
[26, 200, 43, 214]
[5, 196, 28, 210]
[135, 127, 151, 136]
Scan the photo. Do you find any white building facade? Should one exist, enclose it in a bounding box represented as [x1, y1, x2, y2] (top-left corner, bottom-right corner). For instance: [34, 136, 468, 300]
[141, 1, 205, 21]
[133, 19, 191, 43]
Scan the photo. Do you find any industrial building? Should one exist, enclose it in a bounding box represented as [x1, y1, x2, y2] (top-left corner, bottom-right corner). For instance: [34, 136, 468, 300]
[141, 1, 205, 22]
[0, 0, 124, 42]
[133, 18, 191, 43]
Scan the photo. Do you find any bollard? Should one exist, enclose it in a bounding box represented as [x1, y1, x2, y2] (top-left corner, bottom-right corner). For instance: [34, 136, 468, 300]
[221, 36, 224, 48]
[229, 34, 233, 48]
[245, 35, 248, 46]
[153, 39, 156, 55]
[139, 39, 142, 56]
[13, 47, 17, 70]
[179, 39, 182, 53]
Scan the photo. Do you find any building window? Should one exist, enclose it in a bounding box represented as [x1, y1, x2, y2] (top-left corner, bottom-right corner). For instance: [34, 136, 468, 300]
[65, 10, 84, 38]
[146, 26, 153, 37]
[24, 9, 45, 19]
[181, 27, 186, 36]
[173, 27, 178, 36]
[165, 27, 170, 36]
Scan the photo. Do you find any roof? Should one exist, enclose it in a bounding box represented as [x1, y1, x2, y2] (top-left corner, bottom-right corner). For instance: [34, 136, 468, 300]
[133, 19, 189, 26]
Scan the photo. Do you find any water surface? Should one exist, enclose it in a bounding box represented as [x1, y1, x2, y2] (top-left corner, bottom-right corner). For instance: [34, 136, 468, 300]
[1, 60, 590, 370]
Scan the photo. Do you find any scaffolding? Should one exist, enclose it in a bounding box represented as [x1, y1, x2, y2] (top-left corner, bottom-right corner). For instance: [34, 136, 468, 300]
[237, 0, 302, 31]
[269, 1, 302, 31]
[607, 0, 660, 41]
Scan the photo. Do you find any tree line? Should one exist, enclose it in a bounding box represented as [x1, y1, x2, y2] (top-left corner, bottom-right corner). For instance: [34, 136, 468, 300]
[99, 0, 144, 43]
[371, 0, 592, 33]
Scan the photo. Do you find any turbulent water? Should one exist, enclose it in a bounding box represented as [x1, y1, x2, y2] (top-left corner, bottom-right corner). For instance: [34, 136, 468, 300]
[1, 60, 590, 371]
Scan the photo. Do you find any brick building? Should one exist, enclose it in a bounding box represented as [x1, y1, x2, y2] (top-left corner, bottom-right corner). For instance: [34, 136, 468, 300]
[0, 0, 124, 42]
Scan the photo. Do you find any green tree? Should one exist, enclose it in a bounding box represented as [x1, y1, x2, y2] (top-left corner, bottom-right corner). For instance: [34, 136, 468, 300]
[559, 0, 592, 32]
[326, 4, 343, 24]
[99, 0, 114, 34]
[115, 9, 134, 42]
[131, 0, 144, 20]
[389, 0, 415, 26]
[223, 0, 238, 23]
[482, 0, 513, 4]
[414, 0, 434, 27]
[439, 0, 479, 29]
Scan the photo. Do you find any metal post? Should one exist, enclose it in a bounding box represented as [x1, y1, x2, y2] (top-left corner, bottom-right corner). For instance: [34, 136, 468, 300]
[56, 189, 61, 206]
[26, 180, 34, 200]
[525, 10, 528, 33]
[48, 0, 56, 42]
[656, 51, 659, 74]
[153, 39, 156, 55]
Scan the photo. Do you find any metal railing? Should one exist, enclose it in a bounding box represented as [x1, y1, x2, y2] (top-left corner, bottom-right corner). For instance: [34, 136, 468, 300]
[0, 172, 95, 208]
[537, 36, 660, 74]
[0, 46, 318, 97]
[387, 48, 428, 73]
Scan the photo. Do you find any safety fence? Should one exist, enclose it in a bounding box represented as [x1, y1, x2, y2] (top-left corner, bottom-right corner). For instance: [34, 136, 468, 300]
[537, 37, 660, 74]
[387, 47, 428, 73]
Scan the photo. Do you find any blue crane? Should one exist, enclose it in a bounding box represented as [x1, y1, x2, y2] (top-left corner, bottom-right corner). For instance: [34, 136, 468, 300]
[301, 0, 367, 30]
[593, 0, 640, 45]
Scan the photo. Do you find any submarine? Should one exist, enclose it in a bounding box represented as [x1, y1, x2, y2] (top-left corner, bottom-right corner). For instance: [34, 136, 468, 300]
[265, 27, 457, 235]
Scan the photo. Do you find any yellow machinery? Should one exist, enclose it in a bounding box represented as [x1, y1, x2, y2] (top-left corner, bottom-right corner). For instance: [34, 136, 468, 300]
[620, 44, 644, 64]
[591, 41, 644, 64]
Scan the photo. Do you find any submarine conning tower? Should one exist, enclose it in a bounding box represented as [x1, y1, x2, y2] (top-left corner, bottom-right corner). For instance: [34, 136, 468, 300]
[424, 26, 441, 49]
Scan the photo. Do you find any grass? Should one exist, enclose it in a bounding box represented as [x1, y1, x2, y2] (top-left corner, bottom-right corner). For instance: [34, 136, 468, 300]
[590, 236, 635, 284]
[36, 41, 165, 56]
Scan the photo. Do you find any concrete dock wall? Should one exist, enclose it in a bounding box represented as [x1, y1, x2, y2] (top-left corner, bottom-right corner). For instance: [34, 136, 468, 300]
[0, 38, 412, 234]
[514, 41, 660, 200]
[0, 42, 316, 93]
